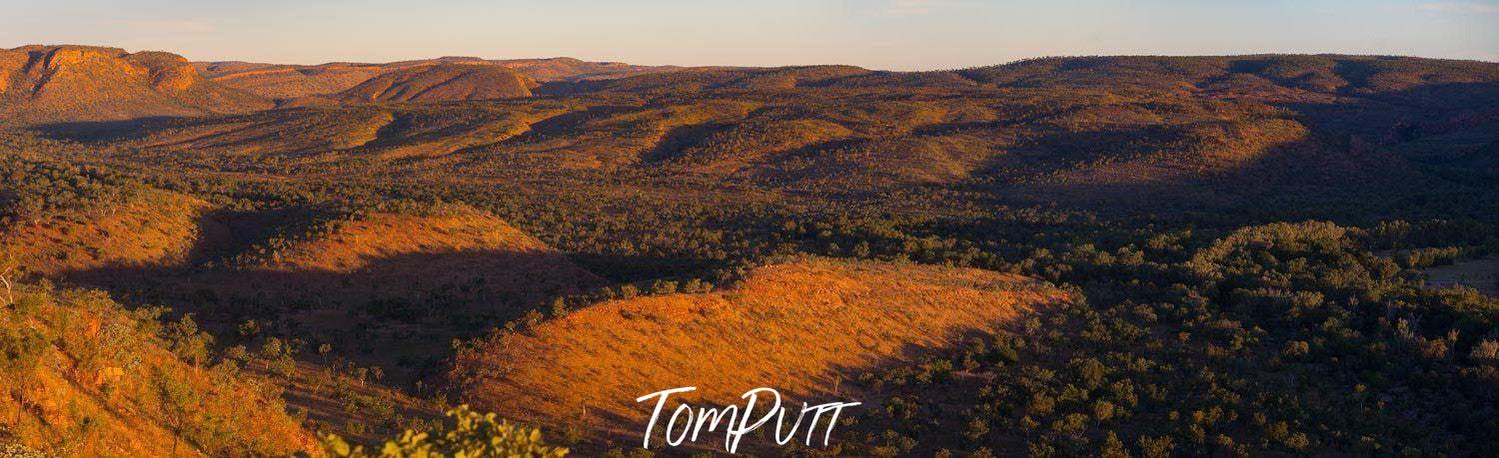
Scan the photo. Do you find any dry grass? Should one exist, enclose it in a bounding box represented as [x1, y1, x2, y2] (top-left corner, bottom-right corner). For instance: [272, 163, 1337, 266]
[1, 286, 316, 456]
[3, 189, 209, 277]
[250, 205, 597, 283]
[446, 257, 1069, 436]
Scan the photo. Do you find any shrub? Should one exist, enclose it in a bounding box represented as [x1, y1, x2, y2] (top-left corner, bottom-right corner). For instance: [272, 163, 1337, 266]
[0, 326, 47, 382]
[1470, 340, 1499, 364]
[317, 405, 567, 457]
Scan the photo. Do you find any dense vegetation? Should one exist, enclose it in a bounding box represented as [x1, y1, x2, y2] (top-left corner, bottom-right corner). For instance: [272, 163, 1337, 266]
[832, 220, 1498, 456]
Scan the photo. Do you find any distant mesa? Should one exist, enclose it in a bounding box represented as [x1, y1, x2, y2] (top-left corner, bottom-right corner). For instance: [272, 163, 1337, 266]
[9, 45, 1494, 133]
[0, 45, 270, 126]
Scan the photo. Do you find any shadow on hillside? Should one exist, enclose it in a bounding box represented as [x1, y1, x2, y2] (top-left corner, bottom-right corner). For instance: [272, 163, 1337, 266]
[1279, 82, 1499, 142]
[30, 116, 188, 142]
[567, 252, 723, 284]
[182, 206, 332, 266]
[639, 121, 728, 163]
[972, 133, 1360, 221]
[507, 307, 1051, 455]
[62, 248, 604, 384]
[63, 247, 604, 321]
[499, 104, 639, 145]
[44, 205, 639, 382]
[985, 125, 1185, 175]
[959, 82, 1499, 223]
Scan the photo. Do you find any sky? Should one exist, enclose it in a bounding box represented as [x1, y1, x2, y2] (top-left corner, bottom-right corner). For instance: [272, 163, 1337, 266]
[2, 0, 1497, 70]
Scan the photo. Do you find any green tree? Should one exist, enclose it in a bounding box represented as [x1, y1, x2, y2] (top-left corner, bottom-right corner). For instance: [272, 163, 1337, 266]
[163, 314, 212, 372]
[154, 372, 201, 458]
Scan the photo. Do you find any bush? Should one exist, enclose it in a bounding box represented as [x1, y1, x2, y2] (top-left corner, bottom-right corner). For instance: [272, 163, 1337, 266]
[0, 326, 47, 380]
[1470, 340, 1499, 364]
[1398, 246, 1463, 269]
[317, 405, 567, 457]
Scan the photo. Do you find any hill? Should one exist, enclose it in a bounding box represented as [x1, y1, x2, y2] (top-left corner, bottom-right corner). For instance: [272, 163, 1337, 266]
[204, 203, 606, 381]
[0, 158, 214, 279]
[222, 203, 603, 306]
[197, 57, 672, 100]
[0, 279, 316, 456]
[29, 198, 609, 382]
[550, 65, 869, 94]
[193, 61, 391, 100]
[107, 102, 572, 162]
[334, 64, 538, 103]
[444, 258, 1069, 443]
[4, 188, 208, 278]
[0, 158, 604, 378]
[493, 57, 677, 82]
[0, 158, 601, 318]
[0, 45, 269, 127]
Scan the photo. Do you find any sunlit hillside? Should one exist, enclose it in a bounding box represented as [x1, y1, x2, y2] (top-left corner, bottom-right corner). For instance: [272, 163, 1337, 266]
[446, 258, 1068, 442]
[196, 56, 673, 101]
[335, 64, 538, 103]
[4, 188, 207, 278]
[31, 54, 1489, 219]
[223, 203, 605, 307]
[0, 281, 316, 456]
[0, 45, 269, 126]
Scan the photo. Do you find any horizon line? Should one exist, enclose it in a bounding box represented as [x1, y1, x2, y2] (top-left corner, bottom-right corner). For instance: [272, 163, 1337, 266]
[9, 42, 1498, 72]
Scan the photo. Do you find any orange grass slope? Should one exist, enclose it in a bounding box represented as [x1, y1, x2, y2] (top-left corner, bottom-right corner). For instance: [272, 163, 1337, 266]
[241, 204, 603, 303]
[0, 284, 316, 456]
[446, 258, 1070, 431]
[3, 188, 211, 277]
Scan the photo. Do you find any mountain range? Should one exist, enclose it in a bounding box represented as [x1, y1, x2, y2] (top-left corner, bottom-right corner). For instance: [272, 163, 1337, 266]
[0, 45, 678, 125]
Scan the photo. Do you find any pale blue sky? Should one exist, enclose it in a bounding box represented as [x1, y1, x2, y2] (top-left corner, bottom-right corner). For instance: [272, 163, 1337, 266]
[3, 0, 1496, 70]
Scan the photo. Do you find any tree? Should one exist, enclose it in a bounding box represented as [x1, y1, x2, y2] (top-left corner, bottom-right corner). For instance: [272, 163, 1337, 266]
[154, 372, 201, 457]
[0, 326, 47, 423]
[163, 314, 212, 372]
[0, 251, 18, 307]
